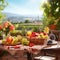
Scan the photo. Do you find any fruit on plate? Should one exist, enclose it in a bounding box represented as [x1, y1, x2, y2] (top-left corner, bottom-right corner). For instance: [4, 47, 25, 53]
[6, 35, 13, 44]
[21, 38, 29, 45]
[2, 36, 19, 45]
[11, 37, 18, 45]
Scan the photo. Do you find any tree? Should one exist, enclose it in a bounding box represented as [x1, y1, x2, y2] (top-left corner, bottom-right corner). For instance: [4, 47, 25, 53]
[42, 0, 60, 30]
[0, 0, 8, 22]
[24, 20, 30, 23]
[42, 0, 60, 19]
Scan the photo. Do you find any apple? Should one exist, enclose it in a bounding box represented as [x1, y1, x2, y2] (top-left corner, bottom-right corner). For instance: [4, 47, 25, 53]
[27, 31, 32, 36]
[30, 32, 38, 38]
[31, 32, 36, 37]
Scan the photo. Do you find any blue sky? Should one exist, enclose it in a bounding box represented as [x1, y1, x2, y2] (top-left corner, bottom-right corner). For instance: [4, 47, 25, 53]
[3, 0, 45, 16]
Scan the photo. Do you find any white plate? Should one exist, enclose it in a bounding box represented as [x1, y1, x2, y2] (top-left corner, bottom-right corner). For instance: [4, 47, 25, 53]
[52, 40, 57, 44]
[47, 40, 57, 45]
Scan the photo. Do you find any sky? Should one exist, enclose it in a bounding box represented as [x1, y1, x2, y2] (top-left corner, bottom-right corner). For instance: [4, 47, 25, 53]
[3, 0, 45, 16]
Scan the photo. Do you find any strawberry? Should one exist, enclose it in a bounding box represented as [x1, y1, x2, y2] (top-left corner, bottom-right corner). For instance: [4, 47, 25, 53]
[29, 43, 35, 47]
[14, 45, 20, 49]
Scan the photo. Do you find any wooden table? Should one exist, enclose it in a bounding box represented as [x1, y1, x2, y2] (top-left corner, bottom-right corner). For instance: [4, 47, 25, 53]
[1, 43, 60, 60]
[26, 43, 60, 60]
[0, 44, 45, 60]
[41, 44, 60, 60]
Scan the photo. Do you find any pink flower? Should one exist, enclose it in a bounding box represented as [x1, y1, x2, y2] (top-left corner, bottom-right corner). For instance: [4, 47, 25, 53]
[0, 25, 3, 30]
[9, 25, 15, 31]
[3, 21, 9, 28]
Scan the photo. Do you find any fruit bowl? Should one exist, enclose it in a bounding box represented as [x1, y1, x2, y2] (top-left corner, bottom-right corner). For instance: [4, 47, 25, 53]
[26, 31, 49, 45]
[2, 41, 20, 46]
[2, 36, 21, 46]
[27, 37, 46, 45]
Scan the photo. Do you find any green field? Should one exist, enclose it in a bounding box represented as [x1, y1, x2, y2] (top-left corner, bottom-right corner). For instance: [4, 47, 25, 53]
[11, 23, 43, 36]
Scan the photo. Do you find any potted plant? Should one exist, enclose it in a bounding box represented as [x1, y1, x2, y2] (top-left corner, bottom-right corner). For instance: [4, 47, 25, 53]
[56, 17, 60, 30]
[48, 19, 57, 30]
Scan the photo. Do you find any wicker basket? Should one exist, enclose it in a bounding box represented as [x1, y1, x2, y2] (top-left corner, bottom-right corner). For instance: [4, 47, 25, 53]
[27, 37, 46, 45]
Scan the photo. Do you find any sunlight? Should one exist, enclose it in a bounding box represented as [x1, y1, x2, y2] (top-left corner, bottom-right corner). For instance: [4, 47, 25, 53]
[42, 0, 48, 3]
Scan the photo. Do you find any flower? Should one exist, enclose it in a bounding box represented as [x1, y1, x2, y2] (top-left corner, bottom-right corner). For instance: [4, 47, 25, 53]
[9, 25, 15, 31]
[43, 27, 50, 34]
[0, 25, 3, 30]
[0, 25, 3, 36]
[3, 21, 9, 28]
[0, 21, 15, 36]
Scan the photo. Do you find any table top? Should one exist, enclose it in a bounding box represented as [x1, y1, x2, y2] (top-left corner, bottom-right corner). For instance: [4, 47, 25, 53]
[0, 41, 60, 56]
[0, 40, 60, 50]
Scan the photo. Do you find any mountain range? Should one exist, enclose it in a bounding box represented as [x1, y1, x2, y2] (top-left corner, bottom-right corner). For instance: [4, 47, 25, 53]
[3, 12, 42, 23]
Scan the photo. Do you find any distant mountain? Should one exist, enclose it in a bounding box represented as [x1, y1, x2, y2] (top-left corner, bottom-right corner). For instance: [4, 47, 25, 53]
[3, 12, 23, 18]
[3, 12, 42, 23]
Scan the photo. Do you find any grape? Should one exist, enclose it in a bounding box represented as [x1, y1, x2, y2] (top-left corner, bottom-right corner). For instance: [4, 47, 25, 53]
[21, 38, 29, 45]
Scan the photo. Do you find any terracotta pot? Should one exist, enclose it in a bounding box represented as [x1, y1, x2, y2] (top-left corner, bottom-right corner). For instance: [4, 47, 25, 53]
[49, 24, 56, 30]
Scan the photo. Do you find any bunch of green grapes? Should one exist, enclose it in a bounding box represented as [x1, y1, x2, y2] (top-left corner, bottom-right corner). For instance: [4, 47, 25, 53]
[21, 38, 29, 45]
